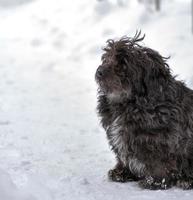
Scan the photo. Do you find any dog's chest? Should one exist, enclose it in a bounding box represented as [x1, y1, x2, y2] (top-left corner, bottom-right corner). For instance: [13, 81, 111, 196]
[107, 116, 128, 165]
[107, 116, 146, 177]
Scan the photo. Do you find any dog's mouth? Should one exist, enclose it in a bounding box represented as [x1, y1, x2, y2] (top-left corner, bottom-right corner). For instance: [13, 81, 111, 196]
[96, 76, 123, 94]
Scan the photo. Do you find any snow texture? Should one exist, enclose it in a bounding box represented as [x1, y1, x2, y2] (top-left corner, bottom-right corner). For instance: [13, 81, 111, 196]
[0, 0, 192, 199]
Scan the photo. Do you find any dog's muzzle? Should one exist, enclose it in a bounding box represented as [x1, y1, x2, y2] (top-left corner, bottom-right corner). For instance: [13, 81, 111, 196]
[96, 65, 111, 80]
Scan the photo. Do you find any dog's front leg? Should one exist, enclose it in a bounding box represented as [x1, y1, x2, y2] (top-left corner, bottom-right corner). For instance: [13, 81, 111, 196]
[138, 163, 174, 190]
[108, 158, 139, 182]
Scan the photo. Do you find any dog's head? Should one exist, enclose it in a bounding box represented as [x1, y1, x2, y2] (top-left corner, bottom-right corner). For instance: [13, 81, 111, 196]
[95, 31, 171, 100]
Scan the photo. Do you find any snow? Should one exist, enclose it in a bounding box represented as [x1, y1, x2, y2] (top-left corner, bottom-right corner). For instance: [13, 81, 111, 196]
[0, 0, 193, 199]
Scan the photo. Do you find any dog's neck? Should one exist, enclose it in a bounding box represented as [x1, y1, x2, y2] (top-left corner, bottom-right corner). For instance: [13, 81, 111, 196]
[107, 90, 132, 103]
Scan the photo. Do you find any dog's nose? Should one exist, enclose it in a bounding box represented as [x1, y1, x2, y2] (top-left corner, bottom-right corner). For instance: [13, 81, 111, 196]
[96, 66, 104, 79]
[96, 65, 104, 78]
[96, 65, 108, 78]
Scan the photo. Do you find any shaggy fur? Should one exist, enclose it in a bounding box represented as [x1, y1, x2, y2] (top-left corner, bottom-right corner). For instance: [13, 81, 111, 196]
[95, 31, 193, 190]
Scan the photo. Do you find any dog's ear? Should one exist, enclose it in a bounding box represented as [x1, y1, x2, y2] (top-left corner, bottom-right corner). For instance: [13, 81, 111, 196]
[141, 48, 171, 97]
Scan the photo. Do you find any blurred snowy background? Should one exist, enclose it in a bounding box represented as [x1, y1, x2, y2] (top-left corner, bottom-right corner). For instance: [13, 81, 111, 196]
[0, 0, 193, 199]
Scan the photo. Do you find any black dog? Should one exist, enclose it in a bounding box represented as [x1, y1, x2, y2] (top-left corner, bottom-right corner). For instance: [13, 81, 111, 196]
[95, 31, 193, 190]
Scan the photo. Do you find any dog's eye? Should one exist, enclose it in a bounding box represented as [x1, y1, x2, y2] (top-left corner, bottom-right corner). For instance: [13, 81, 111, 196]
[122, 65, 127, 70]
[114, 65, 119, 71]
[114, 65, 126, 77]
[114, 64, 126, 70]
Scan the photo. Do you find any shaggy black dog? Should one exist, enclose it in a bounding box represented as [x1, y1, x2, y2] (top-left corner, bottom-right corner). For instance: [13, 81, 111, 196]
[95, 31, 193, 190]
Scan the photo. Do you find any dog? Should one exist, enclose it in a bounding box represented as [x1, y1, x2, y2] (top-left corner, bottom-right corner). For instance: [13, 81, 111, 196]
[95, 31, 193, 190]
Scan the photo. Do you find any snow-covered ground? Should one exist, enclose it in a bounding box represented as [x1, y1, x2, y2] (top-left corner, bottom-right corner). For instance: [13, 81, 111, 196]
[0, 0, 193, 199]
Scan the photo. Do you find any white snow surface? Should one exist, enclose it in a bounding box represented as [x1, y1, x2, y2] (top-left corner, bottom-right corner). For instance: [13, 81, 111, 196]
[0, 0, 193, 199]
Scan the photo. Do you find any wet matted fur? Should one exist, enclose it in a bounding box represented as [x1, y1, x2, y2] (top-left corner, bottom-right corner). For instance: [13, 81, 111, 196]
[95, 31, 193, 190]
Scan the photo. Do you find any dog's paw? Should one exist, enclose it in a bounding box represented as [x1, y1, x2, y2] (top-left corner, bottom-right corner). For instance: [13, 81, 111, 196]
[176, 179, 193, 190]
[139, 176, 171, 190]
[108, 169, 125, 182]
[108, 168, 137, 183]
